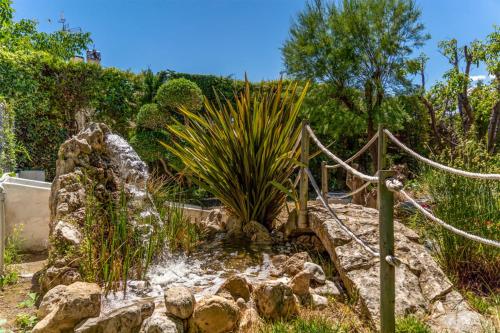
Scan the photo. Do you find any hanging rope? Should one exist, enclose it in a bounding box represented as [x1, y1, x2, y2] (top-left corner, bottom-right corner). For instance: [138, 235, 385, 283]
[336, 181, 372, 199]
[327, 132, 379, 169]
[306, 125, 379, 183]
[385, 179, 500, 248]
[384, 130, 500, 180]
[305, 167, 380, 257]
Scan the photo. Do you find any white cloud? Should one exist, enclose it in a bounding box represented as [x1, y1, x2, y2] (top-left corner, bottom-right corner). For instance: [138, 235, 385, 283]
[471, 75, 486, 81]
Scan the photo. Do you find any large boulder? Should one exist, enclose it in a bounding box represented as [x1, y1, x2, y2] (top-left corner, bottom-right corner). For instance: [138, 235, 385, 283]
[253, 282, 299, 320]
[288, 270, 312, 297]
[164, 286, 195, 320]
[40, 123, 154, 292]
[238, 306, 263, 333]
[75, 300, 154, 333]
[191, 295, 240, 333]
[33, 282, 101, 333]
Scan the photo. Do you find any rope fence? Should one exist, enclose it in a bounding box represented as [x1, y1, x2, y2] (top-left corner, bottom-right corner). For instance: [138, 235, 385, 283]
[299, 121, 500, 333]
[384, 129, 500, 180]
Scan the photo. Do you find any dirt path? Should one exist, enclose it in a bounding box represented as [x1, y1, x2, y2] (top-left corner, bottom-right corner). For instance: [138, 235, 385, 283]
[0, 254, 46, 332]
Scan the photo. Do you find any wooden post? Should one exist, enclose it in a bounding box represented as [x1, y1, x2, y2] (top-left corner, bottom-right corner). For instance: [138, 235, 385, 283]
[0, 186, 5, 275]
[378, 124, 395, 333]
[321, 161, 328, 201]
[298, 120, 309, 229]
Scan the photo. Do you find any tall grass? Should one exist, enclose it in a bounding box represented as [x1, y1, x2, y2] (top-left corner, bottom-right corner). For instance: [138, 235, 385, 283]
[416, 141, 499, 293]
[164, 79, 309, 229]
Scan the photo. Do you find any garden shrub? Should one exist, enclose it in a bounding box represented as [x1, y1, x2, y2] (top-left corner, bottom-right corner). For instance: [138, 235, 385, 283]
[136, 103, 165, 130]
[155, 78, 203, 113]
[0, 49, 138, 179]
[0, 98, 16, 174]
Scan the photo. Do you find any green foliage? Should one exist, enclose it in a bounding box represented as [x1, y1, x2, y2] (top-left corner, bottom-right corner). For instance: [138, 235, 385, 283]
[416, 141, 500, 292]
[0, 1, 91, 60]
[164, 70, 244, 105]
[260, 317, 350, 333]
[155, 78, 203, 113]
[165, 79, 308, 228]
[14, 313, 37, 332]
[0, 98, 16, 173]
[0, 49, 138, 179]
[17, 293, 37, 309]
[136, 103, 165, 130]
[395, 315, 432, 333]
[283, 0, 429, 168]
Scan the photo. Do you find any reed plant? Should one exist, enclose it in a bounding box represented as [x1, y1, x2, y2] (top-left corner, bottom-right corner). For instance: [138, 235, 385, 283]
[80, 175, 198, 293]
[164, 79, 309, 229]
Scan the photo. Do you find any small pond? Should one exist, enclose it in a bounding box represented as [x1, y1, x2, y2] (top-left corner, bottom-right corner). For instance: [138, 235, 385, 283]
[103, 238, 302, 313]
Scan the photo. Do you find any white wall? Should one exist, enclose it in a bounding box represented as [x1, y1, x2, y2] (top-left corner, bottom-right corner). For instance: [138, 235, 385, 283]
[1, 176, 50, 252]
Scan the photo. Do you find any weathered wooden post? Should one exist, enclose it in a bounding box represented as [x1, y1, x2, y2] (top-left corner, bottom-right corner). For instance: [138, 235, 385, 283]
[321, 161, 328, 201]
[377, 124, 395, 333]
[298, 120, 309, 229]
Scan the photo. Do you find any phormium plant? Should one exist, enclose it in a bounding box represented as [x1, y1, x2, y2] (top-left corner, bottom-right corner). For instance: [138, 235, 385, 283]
[164, 78, 309, 229]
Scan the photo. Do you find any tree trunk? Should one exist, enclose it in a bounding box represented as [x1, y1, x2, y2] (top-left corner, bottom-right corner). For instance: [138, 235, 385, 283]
[487, 101, 500, 154]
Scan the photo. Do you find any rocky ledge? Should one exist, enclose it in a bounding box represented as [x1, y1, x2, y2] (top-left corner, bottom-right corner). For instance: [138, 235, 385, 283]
[304, 201, 489, 333]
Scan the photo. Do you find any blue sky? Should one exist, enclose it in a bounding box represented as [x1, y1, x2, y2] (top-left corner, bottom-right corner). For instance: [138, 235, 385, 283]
[12, 0, 500, 83]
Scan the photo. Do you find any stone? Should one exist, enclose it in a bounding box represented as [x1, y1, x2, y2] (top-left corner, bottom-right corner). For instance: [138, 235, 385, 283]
[164, 286, 195, 320]
[253, 281, 299, 320]
[41, 123, 154, 292]
[54, 220, 82, 245]
[303, 262, 326, 284]
[289, 270, 312, 297]
[75, 300, 154, 333]
[216, 275, 252, 302]
[238, 306, 263, 333]
[199, 209, 225, 237]
[282, 252, 312, 276]
[192, 295, 240, 333]
[140, 313, 184, 333]
[33, 282, 101, 333]
[311, 280, 343, 300]
[311, 294, 328, 310]
[242, 220, 272, 243]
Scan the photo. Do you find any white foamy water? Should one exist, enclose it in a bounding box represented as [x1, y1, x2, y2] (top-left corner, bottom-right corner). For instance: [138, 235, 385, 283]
[103, 241, 294, 313]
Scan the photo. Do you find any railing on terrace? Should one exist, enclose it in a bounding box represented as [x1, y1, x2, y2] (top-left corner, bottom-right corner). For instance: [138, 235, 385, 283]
[295, 120, 500, 333]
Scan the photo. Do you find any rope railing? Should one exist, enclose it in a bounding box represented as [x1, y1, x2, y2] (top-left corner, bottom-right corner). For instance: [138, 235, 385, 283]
[305, 167, 380, 257]
[336, 180, 372, 199]
[306, 125, 379, 183]
[384, 129, 500, 181]
[326, 132, 379, 169]
[385, 179, 500, 248]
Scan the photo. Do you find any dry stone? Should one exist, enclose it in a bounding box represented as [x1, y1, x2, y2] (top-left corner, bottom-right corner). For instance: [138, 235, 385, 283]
[253, 281, 299, 320]
[75, 300, 154, 333]
[164, 286, 195, 319]
[281, 252, 312, 276]
[242, 220, 272, 243]
[140, 313, 184, 333]
[289, 270, 312, 297]
[191, 295, 240, 333]
[33, 282, 101, 333]
[217, 275, 252, 302]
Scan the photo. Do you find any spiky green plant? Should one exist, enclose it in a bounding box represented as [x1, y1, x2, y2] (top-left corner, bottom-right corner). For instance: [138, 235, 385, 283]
[165, 79, 309, 228]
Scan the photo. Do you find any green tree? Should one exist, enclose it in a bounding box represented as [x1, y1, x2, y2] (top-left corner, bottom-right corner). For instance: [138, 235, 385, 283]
[283, 0, 428, 168]
[0, 0, 91, 59]
[155, 78, 203, 114]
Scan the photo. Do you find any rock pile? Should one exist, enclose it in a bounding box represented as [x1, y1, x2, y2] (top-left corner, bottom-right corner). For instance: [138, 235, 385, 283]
[40, 123, 153, 292]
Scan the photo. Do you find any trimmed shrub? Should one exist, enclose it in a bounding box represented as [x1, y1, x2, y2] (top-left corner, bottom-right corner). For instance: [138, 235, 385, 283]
[136, 103, 165, 130]
[155, 78, 203, 113]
